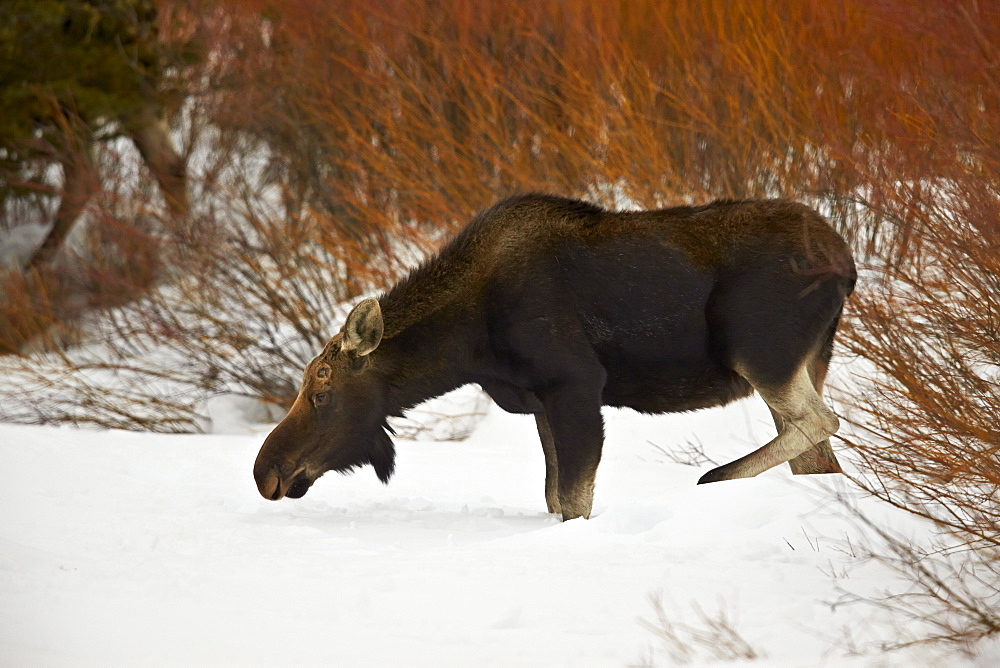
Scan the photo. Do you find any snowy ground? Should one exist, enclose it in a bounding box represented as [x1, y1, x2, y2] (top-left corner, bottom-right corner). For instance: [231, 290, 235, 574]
[0, 389, 995, 666]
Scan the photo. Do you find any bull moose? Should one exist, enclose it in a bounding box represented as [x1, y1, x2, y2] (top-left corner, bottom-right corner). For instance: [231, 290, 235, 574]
[253, 194, 856, 520]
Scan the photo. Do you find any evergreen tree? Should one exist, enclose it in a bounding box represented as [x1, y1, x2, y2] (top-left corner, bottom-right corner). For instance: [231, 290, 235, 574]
[0, 0, 195, 267]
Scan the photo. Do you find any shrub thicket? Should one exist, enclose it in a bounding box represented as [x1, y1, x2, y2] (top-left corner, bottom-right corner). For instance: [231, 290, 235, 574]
[0, 0, 997, 650]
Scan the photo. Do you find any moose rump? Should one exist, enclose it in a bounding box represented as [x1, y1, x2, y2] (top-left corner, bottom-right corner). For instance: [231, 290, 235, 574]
[254, 195, 856, 521]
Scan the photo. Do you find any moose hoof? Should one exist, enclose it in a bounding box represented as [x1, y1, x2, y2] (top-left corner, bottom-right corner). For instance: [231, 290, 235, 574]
[697, 467, 729, 484]
[559, 500, 592, 521]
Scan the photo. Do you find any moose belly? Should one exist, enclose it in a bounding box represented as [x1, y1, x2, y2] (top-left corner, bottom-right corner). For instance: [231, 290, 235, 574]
[601, 356, 753, 414]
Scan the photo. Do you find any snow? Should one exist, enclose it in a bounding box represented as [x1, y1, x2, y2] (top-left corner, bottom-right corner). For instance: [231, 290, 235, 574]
[0, 388, 994, 666]
[0, 223, 48, 271]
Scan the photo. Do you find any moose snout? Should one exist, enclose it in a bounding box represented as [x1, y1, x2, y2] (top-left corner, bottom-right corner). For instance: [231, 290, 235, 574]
[254, 456, 314, 501]
[254, 460, 287, 500]
[253, 452, 297, 501]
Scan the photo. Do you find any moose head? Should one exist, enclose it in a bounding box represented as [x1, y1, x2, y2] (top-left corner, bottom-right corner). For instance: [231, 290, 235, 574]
[253, 298, 396, 501]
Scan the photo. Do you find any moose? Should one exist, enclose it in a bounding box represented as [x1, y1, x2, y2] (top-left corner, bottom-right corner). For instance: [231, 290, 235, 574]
[254, 194, 856, 520]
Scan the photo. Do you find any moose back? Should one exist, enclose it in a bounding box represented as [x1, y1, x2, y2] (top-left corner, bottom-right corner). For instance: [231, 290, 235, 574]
[254, 194, 856, 520]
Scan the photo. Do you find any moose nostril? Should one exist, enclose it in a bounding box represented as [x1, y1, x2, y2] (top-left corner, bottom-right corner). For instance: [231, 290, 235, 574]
[255, 461, 295, 501]
[259, 472, 282, 501]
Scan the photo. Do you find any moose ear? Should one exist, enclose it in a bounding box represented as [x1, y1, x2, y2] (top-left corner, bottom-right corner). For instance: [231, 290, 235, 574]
[341, 298, 383, 357]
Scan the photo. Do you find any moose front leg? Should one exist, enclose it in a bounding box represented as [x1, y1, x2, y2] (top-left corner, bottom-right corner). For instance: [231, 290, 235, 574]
[534, 412, 561, 515]
[539, 383, 605, 520]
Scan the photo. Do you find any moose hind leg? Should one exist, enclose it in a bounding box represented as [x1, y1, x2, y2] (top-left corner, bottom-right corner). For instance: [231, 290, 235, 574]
[786, 351, 842, 474]
[771, 410, 842, 475]
[787, 438, 841, 475]
[699, 365, 839, 484]
[534, 412, 562, 515]
[788, 350, 844, 475]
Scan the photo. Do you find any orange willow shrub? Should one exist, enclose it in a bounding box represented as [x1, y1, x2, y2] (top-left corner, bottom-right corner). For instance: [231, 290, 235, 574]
[4, 1, 998, 431]
[835, 172, 1000, 647]
[205, 0, 997, 247]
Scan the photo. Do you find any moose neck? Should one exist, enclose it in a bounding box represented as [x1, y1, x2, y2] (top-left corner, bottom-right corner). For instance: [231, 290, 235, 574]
[376, 301, 477, 415]
[373, 227, 490, 414]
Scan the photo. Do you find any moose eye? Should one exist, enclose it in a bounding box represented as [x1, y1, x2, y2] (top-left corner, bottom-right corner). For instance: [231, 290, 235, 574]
[313, 392, 329, 407]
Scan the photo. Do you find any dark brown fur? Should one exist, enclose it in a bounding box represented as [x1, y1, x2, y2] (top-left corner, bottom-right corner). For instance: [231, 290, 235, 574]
[254, 194, 856, 519]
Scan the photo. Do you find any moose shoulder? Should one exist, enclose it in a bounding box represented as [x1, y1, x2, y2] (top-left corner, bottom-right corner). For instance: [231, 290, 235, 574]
[253, 194, 856, 520]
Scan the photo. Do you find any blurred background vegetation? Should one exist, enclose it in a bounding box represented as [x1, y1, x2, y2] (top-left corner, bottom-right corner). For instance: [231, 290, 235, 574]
[0, 0, 997, 650]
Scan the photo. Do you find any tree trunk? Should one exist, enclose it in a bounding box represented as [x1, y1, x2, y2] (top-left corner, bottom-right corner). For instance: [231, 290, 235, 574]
[127, 112, 189, 220]
[27, 143, 97, 269]
[27, 104, 188, 269]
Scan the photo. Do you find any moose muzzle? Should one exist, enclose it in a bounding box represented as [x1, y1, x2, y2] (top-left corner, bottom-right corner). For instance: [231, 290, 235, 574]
[253, 455, 313, 501]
